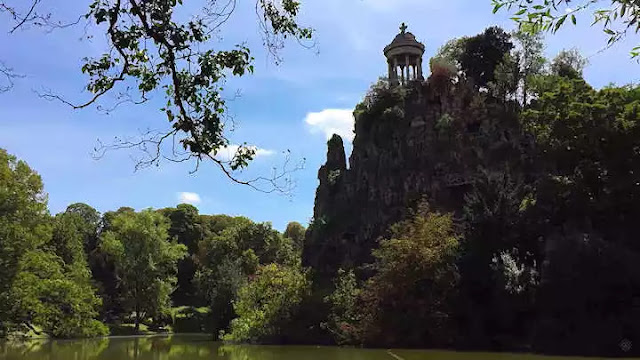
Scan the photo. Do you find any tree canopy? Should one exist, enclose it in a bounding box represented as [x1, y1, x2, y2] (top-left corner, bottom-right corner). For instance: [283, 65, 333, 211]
[99, 209, 187, 331]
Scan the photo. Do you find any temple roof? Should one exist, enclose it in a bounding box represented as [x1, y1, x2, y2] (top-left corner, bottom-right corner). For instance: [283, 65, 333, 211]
[383, 24, 425, 56]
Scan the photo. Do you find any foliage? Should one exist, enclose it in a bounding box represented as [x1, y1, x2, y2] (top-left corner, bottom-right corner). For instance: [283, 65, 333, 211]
[159, 204, 205, 306]
[36, 0, 312, 177]
[283, 221, 306, 253]
[550, 49, 589, 78]
[10, 250, 108, 338]
[223, 264, 310, 343]
[428, 57, 458, 94]
[357, 202, 460, 347]
[64, 203, 101, 254]
[491, 0, 640, 58]
[0, 149, 106, 338]
[196, 219, 296, 332]
[0, 148, 50, 335]
[511, 31, 546, 103]
[459, 26, 514, 88]
[99, 209, 187, 331]
[321, 269, 362, 345]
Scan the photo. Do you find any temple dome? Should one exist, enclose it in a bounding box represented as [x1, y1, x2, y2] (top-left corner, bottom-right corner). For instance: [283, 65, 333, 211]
[384, 32, 425, 56]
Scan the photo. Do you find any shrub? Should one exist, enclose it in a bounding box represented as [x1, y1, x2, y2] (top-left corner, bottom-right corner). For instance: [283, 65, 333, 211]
[222, 264, 310, 343]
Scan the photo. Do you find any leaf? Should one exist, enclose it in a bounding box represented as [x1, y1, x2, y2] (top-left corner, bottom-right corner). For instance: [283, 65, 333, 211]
[554, 15, 567, 33]
[571, 14, 577, 25]
[604, 28, 616, 35]
[516, 9, 527, 15]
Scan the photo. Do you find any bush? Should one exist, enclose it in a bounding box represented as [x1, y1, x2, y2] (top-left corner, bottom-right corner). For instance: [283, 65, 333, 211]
[322, 269, 362, 345]
[358, 201, 460, 347]
[223, 264, 310, 343]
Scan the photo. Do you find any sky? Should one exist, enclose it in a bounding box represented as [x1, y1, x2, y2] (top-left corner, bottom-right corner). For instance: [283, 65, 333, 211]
[1, 0, 639, 231]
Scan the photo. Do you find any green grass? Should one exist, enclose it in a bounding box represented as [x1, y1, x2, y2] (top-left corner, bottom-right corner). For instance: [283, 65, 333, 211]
[108, 306, 213, 336]
[169, 306, 213, 334]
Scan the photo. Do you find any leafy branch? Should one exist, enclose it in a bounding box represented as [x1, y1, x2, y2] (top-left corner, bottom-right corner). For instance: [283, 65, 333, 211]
[37, 0, 312, 192]
[492, 0, 640, 58]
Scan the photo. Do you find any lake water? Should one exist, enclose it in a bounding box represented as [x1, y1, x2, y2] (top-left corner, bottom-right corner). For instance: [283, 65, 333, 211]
[0, 334, 616, 360]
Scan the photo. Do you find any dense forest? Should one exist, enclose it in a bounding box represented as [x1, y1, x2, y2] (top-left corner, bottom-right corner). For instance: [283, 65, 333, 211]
[2, 21, 640, 358]
[0, 147, 306, 339]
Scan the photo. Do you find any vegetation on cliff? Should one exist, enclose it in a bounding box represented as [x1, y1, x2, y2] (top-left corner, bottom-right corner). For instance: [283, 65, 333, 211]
[298, 27, 640, 357]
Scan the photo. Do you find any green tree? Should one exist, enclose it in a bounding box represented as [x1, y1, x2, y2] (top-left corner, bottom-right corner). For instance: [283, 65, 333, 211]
[159, 204, 205, 306]
[322, 269, 363, 345]
[460, 26, 514, 88]
[64, 203, 101, 255]
[223, 264, 310, 343]
[30, 0, 312, 186]
[512, 31, 546, 103]
[283, 221, 306, 252]
[196, 219, 295, 332]
[458, 169, 538, 348]
[550, 49, 589, 79]
[358, 202, 460, 347]
[492, 0, 640, 58]
[99, 209, 187, 332]
[0, 149, 106, 338]
[10, 249, 108, 338]
[0, 148, 50, 334]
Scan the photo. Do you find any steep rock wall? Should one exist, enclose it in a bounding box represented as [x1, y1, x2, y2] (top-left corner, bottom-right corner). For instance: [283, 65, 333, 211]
[302, 79, 523, 284]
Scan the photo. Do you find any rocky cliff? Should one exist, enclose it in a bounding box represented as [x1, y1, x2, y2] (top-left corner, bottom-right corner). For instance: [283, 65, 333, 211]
[302, 78, 525, 284]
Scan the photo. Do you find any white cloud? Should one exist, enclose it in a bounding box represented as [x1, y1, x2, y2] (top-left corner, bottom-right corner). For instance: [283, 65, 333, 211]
[304, 109, 355, 141]
[213, 144, 276, 162]
[565, 7, 573, 13]
[178, 192, 201, 205]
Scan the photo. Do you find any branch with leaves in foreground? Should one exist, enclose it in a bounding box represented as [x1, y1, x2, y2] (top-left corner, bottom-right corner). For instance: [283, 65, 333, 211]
[38, 0, 312, 192]
[492, 0, 640, 58]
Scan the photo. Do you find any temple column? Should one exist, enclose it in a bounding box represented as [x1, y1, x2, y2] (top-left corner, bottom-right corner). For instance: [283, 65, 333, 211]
[417, 57, 423, 79]
[405, 55, 410, 80]
[388, 60, 394, 82]
[393, 57, 399, 85]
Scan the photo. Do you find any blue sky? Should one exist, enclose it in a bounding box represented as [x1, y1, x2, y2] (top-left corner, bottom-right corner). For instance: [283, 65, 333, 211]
[1, 0, 639, 231]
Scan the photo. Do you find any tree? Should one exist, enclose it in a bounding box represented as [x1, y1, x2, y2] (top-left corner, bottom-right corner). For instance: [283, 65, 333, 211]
[28, 0, 311, 187]
[195, 219, 296, 332]
[512, 31, 546, 104]
[0, 148, 51, 334]
[0, 148, 106, 338]
[223, 264, 310, 343]
[283, 221, 306, 252]
[491, 0, 640, 58]
[550, 49, 589, 78]
[358, 202, 460, 347]
[322, 269, 363, 345]
[158, 204, 205, 305]
[10, 249, 108, 338]
[458, 169, 538, 348]
[64, 203, 101, 254]
[99, 209, 187, 332]
[460, 26, 514, 88]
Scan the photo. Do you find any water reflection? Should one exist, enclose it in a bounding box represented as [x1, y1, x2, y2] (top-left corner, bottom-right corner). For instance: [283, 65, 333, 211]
[0, 335, 617, 360]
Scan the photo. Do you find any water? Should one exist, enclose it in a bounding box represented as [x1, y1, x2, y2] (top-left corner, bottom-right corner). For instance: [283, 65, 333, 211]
[0, 334, 613, 360]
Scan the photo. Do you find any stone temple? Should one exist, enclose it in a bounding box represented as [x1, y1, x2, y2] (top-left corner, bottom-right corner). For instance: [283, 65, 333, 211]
[384, 23, 425, 85]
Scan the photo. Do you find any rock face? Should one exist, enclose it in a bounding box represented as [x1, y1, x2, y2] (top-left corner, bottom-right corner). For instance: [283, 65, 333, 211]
[302, 79, 522, 284]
